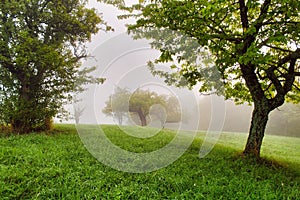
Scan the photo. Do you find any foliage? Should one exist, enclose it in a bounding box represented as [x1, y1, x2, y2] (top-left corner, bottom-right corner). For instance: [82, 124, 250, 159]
[122, 0, 300, 103]
[103, 0, 300, 158]
[102, 87, 131, 125]
[102, 87, 181, 126]
[129, 89, 167, 126]
[0, 0, 106, 133]
[0, 124, 299, 199]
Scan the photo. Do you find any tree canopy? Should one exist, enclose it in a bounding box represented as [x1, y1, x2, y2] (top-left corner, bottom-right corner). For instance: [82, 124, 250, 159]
[102, 87, 131, 126]
[102, 87, 181, 126]
[0, 0, 106, 133]
[105, 0, 300, 158]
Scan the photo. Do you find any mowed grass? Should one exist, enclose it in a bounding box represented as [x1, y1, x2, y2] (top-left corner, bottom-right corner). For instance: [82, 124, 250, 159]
[0, 124, 299, 199]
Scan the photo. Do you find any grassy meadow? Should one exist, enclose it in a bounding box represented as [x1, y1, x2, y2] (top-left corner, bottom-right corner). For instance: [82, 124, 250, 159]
[0, 124, 299, 199]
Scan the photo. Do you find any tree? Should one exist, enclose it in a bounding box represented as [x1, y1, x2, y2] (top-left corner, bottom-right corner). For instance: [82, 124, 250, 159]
[103, 87, 181, 126]
[129, 89, 164, 126]
[74, 105, 85, 124]
[165, 96, 181, 122]
[149, 96, 182, 127]
[0, 0, 107, 133]
[102, 87, 131, 125]
[110, 0, 300, 158]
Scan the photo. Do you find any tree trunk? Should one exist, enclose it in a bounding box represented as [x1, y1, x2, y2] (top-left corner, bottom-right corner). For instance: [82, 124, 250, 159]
[11, 84, 52, 134]
[117, 115, 123, 126]
[75, 116, 80, 124]
[243, 104, 270, 158]
[160, 120, 165, 128]
[11, 84, 32, 134]
[137, 109, 147, 126]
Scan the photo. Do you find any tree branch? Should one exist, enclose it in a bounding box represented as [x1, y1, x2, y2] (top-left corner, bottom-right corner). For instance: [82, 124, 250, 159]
[264, 44, 293, 53]
[283, 59, 296, 93]
[262, 21, 300, 26]
[277, 48, 300, 66]
[254, 0, 271, 32]
[40, 0, 52, 13]
[266, 67, 284, 94]
[293, 83, 300, 91]
[238, 0, 249, 32]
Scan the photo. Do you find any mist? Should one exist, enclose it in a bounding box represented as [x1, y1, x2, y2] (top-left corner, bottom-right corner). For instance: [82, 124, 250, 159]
[61, 0, 300, 138]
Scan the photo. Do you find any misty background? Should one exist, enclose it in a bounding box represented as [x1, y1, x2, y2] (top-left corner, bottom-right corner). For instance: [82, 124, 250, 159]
[58, 0, 300, 138]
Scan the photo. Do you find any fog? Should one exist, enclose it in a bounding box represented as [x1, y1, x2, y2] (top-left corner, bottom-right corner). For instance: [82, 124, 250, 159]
[61, 1, 300, 138]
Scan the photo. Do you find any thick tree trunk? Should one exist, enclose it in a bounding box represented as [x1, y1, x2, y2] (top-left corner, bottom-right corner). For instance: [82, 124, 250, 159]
[137, 109, 147, 126]
[243, 104, 270, 158]
[12, 107, 52, 134]
[11, 84, 32, 134]
[11, 84, 52, 134]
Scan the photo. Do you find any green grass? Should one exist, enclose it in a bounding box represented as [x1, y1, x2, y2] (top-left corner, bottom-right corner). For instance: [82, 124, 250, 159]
[0, 124, 299, 199]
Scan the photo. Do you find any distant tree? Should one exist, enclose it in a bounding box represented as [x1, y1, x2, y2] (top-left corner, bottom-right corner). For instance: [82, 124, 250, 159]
[74, 105, 85, 124]
[107, 0, 300, 158]
[129, 89, 166, 126]
[149, 104, 167, 127]
[102, 87, 131, 125]
[103, 88, 181, 126]
[148, 95, 181, 127]
[267, 103, 300, 137]
[165, 96, 181, 123]
[0, 0, 107, 133]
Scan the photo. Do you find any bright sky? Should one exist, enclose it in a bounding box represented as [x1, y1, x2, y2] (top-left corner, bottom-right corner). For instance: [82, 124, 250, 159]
[72, 1, 170, 124]
[64, 0, 226, 134]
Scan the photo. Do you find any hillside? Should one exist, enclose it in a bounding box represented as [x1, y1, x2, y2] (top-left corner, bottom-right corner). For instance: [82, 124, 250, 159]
[0, 124, 299, 199]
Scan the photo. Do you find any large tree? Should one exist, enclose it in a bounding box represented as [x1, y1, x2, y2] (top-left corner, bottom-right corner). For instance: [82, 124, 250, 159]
[107, 0, 300, 158]
[0, 0, 106, 133]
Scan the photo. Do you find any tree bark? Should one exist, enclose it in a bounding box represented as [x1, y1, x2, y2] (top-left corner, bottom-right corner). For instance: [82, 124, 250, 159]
[11, 84, 32, 134]
[137, 109, 147, 126]
[243, 103, 270, 158]
[11, 83, 52, 134]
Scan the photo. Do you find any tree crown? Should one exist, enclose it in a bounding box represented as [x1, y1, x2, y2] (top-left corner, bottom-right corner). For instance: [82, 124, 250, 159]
[107, 0, 300, 105]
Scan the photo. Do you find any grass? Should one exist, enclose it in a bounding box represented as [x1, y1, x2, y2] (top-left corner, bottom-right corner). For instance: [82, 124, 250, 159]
[0, 124, 299, 199]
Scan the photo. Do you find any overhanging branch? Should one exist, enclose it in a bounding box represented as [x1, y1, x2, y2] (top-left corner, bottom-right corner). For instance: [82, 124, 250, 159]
[265, 44, 293, 53]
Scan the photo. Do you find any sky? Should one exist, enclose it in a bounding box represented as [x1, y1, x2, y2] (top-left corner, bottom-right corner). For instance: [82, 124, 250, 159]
[69, 1, 200, 126]
[65, 0, 238, 136]
[56, 0, 300, 137]
[68, 0, 207, 128]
